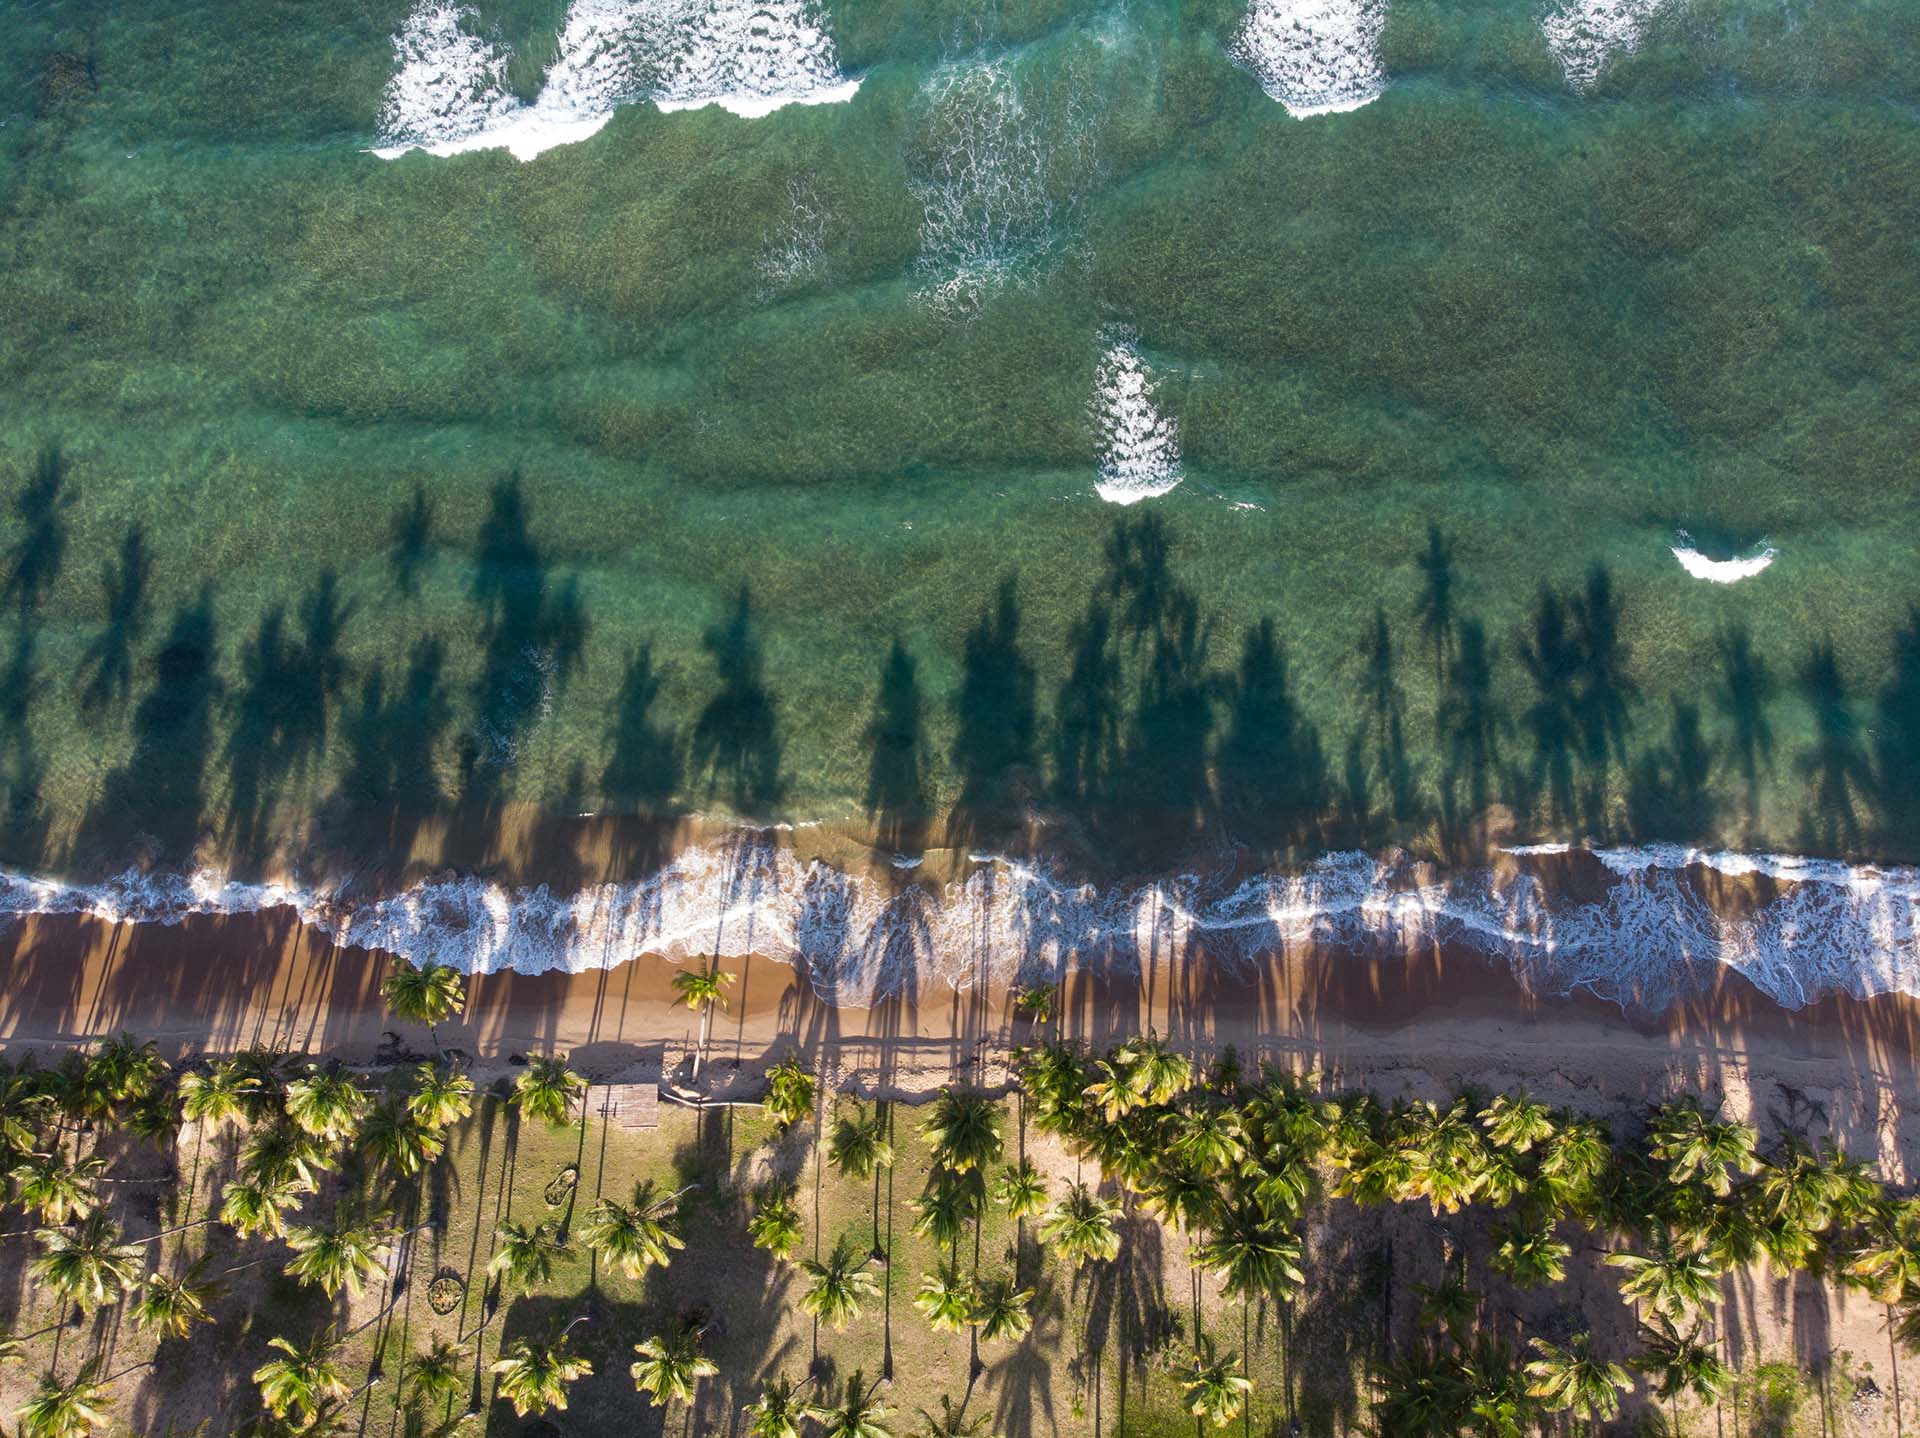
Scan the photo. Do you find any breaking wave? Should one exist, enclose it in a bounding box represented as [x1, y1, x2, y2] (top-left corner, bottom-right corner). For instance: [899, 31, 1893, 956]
[1092, 332, 1183, 505]
[1540, 0, 1672, 91]
[5, 839, 1918, 1014]
[1231, 0, 1389, 118]
[1671, 531, 1777, 584]
[374, 0, 859, 162]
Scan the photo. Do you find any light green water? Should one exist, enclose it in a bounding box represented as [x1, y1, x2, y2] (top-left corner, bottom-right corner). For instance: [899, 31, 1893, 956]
[1, 0, 1917, 883]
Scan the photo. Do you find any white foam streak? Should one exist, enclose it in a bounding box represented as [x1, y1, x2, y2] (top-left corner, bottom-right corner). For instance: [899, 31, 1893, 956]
[1671, 538, 1777, 584]
[1232, 0, 1388, 119]
[1092, 334, 1183, 504]
[374, 0, 859, 162]
[7, 839, 1920, 1014]
[1540, 0, 1671, 91]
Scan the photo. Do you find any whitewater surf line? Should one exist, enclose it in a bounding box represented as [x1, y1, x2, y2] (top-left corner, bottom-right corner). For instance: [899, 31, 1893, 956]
[1671, 533, 1777, 584]
[1232, 0, 1389, 118]
[1540, 0, 1673, 91]
[374, 0, 860, 161]
[1092, 333, 1183, 505]
[5, 840, 1917, 1015]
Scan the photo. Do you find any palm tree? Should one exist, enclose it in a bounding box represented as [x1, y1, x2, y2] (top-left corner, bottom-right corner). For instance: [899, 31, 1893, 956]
[0, 1065, 53, 1158]
[1647, 1097, 1760, 1196]
[489, 1218, 567, 1295]
[15, 1357, 113, 1438]
[972, 1275, 1034, 1345]
[992, 1160, 1048, 1220]
[491, 1330, 593, 1417]
[1179, 1342, 1254, 1429]
[239, 1122, 332, 1194]
[1492, 1213, 1571, 1288]
[913, 1263, 975, 1334]
[382, 958, 467, 1042]
[254, 1333, 350, 1429]
[227, 1047, 294, 1121]
[673, 965, 736, 1082]
[1458, 1332, 1537, 1438]
[513, 1057, 587, 1130]
[1536, 1117, 1613, 1211]
[284, 1216, 391, 1300]
[630, 1324, 718, 1409]
[1634, 1321, 1731, 1432]
[284, 1066, 369, 1143]
[220, 1177, 300, 1240]
[1477, 1091, 1555, 1152]
[407, 1338, 468, 1410]
[749, 1186, 805, 1261]
[1415, 1272, 1478, 1345]
[178, 1063, 257, 1129]
[406, 1062, 474, 1129]
[745, 1375, 810, 1438]
[32, 1214, 143, 1314]
[920, 1088, 1004, 1174]
[916, 1393, 1001, 1437]
[1038, 1182, 1121, 1267]
[91, 1033, 164, 1105]
[131, 1259, 226, 1339]
[10, 1153, 105, 1225]
[1013, 986, 1054, 1025]
[1377, 1343, 1462, 1438]
[800, 1238, 881, 1330]
[581, 1180, 687, 1278]
[764, 1059, 818, 1131]
[1605, 1227, 1720, 1325]
[1524, 1333, 1630, 1433]
[357, 1096, 445, 1177]
[1172, 1107, 1246, 1172]
[808, 1371, 892, 1438]
[829, 1102, 895, 1254]
[1849, 1197, 1920, 1303]
[1120, 1034, 1196, 1107]
[911, 1169, 983, 1252]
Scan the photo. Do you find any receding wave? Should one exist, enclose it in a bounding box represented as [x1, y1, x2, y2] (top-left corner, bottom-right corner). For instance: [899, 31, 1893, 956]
[374, 0, 859, 162]
[1092, 331, 1183, 505]
[1540, 0, 1671, 91]
[1231, 0, 1389, 118]
[5, 839, 1917, 1014]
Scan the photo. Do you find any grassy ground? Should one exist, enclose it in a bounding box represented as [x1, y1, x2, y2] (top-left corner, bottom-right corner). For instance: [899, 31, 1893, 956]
[0, 1077, 1892, 1437]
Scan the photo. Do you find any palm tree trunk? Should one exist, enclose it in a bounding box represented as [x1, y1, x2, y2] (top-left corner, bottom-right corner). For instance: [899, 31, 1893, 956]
[1891, 1302, 1905, 1438]
[693, 1000, 711, 1083]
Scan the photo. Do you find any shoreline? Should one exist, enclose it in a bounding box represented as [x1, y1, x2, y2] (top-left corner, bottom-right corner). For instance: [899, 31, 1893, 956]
[7, 900, 1920, 1183]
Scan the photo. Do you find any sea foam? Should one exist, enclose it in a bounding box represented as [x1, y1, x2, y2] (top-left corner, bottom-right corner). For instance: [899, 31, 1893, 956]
[1671, 532, 1777, 584]
[5, 839, 1919, 1015]
[1540, 0, 1671, 91]
[374, 0, 859, 161]
[1092, 333, 1183, 505]
[1231, 0, 1389, 118]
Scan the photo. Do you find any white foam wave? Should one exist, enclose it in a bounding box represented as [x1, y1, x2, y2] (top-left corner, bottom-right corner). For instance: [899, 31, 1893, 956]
[1231, 0, 1389, 119]
[1540, 0, 1671, 91]
[374, 0, 859, 162]
[6, 838, 1920, 1015]
[1671, 532, 1776, 584]
[1092, 334, 1183, 505]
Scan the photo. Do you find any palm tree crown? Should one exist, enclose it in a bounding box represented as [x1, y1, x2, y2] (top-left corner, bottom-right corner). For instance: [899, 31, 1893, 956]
[827, 1103, 895, 1180]
[491, 1331, 593, 1417]
[253, 1333, 350, 1429]
[16, 1357, 113, 1438]
[489, 1218, 568, 1295]
[801, 1238, 882, 1330]
[581, 1180, 686, 1279]
[382, 959, 466, 1029]
[284, 1216, 391, 1300]
[920, 1088, 1004, 1173]
[630, 1325, 718, 1407]
[514, 1057, 587, 1129]
[1524, 1332, 1630, 1424]
[1038, 1182, 1122, 1267]
[808, 1371, 893, 1438]
[32, 1214, 144, 1314]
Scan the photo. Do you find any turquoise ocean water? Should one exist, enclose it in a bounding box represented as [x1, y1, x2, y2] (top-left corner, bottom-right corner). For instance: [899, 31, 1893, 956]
[1, 0, 1918, 1002]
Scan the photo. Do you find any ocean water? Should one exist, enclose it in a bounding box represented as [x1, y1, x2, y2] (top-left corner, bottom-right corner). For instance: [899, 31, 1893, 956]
[2, 0, 1919, 1005]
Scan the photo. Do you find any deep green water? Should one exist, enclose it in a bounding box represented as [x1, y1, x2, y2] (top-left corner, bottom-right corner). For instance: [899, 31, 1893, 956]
[1, 0, 1918, 884]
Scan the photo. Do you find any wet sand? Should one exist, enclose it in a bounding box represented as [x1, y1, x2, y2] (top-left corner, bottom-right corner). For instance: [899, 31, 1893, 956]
[5, 902, 1920, 1183]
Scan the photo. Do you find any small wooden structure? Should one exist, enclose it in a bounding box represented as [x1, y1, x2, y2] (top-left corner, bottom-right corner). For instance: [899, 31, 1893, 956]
[598, 1082, 659, 1131]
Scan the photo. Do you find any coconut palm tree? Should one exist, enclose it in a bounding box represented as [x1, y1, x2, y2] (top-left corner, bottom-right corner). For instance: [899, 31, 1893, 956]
[284, 1067, 369, 1143]
[1377, 1343, 1461, 1438]
[1524, 1333, 1630, 1433]
[15, 1357, 114, 1438]
[10, 1152, 105, 1225]
[1120, 1034, 1195, 1108]
[488, 1218, 567, 1295]
[513, 1057, 587, 1130]
[228, 1047, 294, 1122]
[239, 1122, 333, 1194]
[131, 1259, 226, 1339]
[992, 1160, 1048, 1220]
[254, 1333, 350, 1429]
[491, 1329, 593, 1417]
[1013, 986, 1054, 1025]
[920, 1088, 1004, 1174]
[1849, 1197, 1920, 1303]
[764, 1059, 818, 1131]
[1492, 1214, 1571, 1288]
[1179, 1342, 1253, 1429]
[749, 1185, 804, 1261]
[0, 1065, 53, 1158]
[219, 1176, 300, 1240]
[357, 1096, 446, 1177]
[1038, 1182, 1121, 1267]
[581, 1180, 687, 1279]
[673, 966, 735, 1082]
[972, 1275, 1034, 1345]
[800, 1238, 881, 1330]
[1633, 1320, 1731, 1432]
[1536, 1117, 1613, 1212]
[32, 1214, 143, 1314]
[1172, 1107, 1246, 1173]
[91, 1033, 165, 1105]
[407, 1338, 468, 1410]
[1648, 1098, 1761, 1196]
[284, 1215, 391, 1300]
[630, 1324, 718, 1409]
[382, 958, 467, 1042]
[1458, 1332, 1536, 1438]
[911, 1169, 983, 1252]
[916, 1393, 1001, 1437]
[829, 1101, 895, 1253]
[178, 1063, 257, 1129]
[745, 1375, 810, 1438]
[808, 1371, 892, 1438]
[1193, 1209, 1305, 1304]
[913, 1263, 975, 1333]
[1606, 1228, 1721, 1325]
[1415, 1272, 1479, 1346]
[406, 1062, 474, 1130]
[1478, 1091, 1555, 1153]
